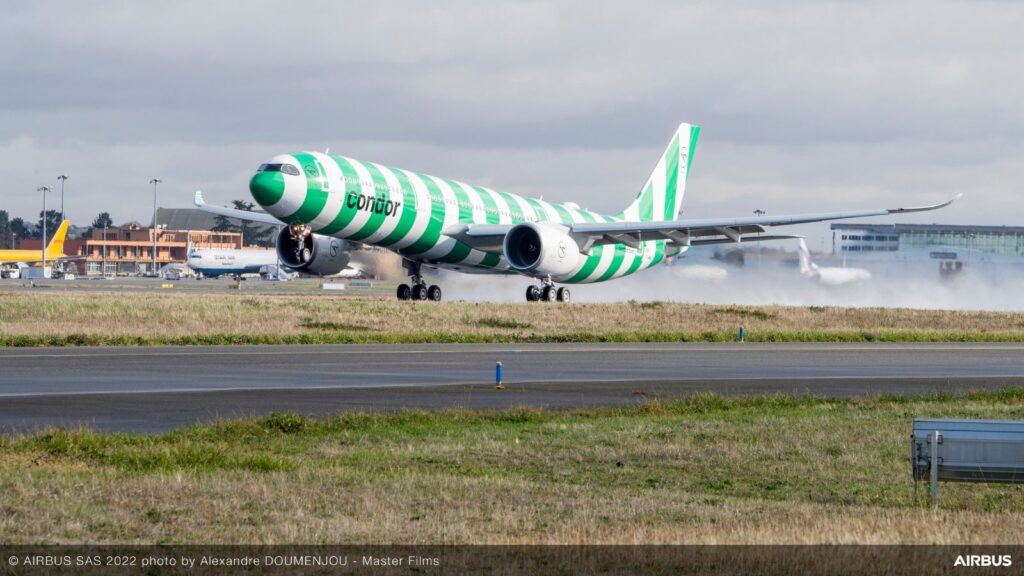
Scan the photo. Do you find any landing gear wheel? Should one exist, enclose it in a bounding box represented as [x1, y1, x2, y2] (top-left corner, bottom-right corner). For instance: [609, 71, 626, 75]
[427, 285, 442, 301]
[300, 247, 312, 263]
[541, 286, 556, 302]
[397, 284, 412, 300]
[412, 284, 428, 300]
[526, 285, 541, 302]
[557, 287, 571, 302]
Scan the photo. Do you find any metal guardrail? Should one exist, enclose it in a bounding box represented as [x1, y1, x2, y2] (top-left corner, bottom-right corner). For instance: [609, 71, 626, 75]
[912, 418, 1024, 507]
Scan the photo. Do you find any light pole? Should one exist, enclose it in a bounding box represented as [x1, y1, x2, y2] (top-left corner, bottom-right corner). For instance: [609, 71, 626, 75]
[103, 222, 108, 277]
[38, 186, 51, 272]
[57, 175, 69, 221]
[150, 178, 161, 276]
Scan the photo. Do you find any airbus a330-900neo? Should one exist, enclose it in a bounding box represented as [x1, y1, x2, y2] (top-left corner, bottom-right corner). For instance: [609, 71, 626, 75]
[196, 123, 958, 302]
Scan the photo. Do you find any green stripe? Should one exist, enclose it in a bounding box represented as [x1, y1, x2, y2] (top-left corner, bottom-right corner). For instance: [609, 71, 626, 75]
[493, 190, 524, 222]
[443, 179, 473, 224]
[685, 126, 700, 182]
[551, 203, 574, 224]
[399, 173, 445, 256]
[480, 252, 501, 267]
[347, 163, 393, 242]
[466, 184, 500, 224]
[596, 244, 627, 282]
[316, 156, 361, 235]
[282, 153, 328, 225]
[567, 245, 605, 283]
[524, 197, 548, 222]
[637, 181, 654, 221]
[439, 241, 472, 263]
[623, 246, 646, 276]
[378, 167, 418, 247]
[647, 240, 666, 268]
[663, 134, 680, 221]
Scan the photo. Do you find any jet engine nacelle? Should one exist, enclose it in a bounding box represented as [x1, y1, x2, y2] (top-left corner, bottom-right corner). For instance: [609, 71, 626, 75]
[276, 228, 351, 276]
[503, 221, 581, 278]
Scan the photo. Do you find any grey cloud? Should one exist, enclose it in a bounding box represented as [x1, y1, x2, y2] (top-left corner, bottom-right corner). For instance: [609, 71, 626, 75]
[1, 0, 1021, 240]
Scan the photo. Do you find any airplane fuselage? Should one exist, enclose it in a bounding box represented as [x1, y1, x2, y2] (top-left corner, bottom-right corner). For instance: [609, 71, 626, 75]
[248, 153, 678, 283]
[187, 248, 279, 277]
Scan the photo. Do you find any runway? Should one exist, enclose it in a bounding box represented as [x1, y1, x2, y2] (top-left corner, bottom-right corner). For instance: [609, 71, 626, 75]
[2, 342, 1022, 433]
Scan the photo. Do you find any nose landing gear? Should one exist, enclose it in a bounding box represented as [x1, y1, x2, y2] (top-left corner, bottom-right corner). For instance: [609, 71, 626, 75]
[397, 261, 442, 301]
[525, 277, 570, 303]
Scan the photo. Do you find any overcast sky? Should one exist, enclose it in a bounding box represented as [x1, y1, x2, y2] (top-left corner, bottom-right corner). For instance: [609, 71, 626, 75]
[3, 1, 1022, 247]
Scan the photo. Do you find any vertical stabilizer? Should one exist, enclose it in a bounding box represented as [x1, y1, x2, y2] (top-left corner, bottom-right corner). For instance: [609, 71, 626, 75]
[617, 123, 700, 222]
[45, 220, 69, 257]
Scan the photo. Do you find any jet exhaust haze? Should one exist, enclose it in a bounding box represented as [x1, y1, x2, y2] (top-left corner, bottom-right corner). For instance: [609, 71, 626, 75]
[433, 251, 1024, 311]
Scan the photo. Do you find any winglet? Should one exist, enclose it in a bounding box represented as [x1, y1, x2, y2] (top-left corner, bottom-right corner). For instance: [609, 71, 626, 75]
[887, 193, 962, 214]
[194, 190, 206, 207]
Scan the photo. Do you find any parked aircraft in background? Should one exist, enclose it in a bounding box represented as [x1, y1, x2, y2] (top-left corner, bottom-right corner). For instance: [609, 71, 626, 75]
[798, 238, 872, 286]
[196, 123, 958, 302]
[185, 242, 279, 278]
[0, 220, 71, 269]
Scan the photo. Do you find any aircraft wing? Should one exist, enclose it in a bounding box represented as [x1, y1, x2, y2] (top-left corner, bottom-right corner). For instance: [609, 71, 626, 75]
[193, 190, 283, 225]
[462, 194, 960, 253]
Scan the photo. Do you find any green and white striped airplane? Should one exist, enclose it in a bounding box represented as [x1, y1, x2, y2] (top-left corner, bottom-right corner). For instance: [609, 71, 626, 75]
[195, 123, 958, 302]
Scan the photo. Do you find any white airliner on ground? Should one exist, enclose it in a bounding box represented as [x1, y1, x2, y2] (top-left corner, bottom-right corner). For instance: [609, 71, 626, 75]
[798, 238, 872, 285]
[195, 123, 958, 301]
[185, 243, 279, 278]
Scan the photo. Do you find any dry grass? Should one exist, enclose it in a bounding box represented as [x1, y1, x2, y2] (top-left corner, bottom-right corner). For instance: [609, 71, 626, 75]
[1, 291, 1023, 345]
[2, 391, 1023, 544]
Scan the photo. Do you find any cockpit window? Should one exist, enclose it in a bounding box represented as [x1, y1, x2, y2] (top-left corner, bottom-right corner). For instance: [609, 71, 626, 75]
[258, 163, 300, 176]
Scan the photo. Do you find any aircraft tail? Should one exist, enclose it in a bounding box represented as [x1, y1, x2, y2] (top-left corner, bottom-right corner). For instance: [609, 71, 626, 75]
[45, 220, 69, 257]
[797, 238, 817, 276]
[617, 123, 700, 222]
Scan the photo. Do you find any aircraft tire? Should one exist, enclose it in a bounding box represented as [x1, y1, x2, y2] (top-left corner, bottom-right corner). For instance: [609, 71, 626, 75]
[412, 284, 428, 300]
[526, 285, 540, 302]
[541, 286, 556, 301]
[427, 285, 442, 301]
[557, 287, 571, 302]
[397, 284, 412, 300]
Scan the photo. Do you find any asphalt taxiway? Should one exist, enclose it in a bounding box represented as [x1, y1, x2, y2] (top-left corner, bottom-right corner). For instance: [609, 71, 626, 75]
[2, 342, 1022, 432]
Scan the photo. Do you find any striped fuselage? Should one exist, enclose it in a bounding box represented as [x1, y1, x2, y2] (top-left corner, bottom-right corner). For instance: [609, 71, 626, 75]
[249, 153, 678, 283]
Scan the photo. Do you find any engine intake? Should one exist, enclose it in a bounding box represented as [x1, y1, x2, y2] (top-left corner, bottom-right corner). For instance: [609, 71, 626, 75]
[503, 222, 581, 278]
[276, 228, 351, 276]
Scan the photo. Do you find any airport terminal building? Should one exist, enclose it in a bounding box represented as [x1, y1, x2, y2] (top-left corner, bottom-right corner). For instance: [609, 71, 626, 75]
[831, 223, 1024, 276]
[21, 225, 243, 276]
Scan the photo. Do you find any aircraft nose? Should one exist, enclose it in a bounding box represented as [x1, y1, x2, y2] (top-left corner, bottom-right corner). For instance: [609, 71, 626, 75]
[249, 171, 285, 208]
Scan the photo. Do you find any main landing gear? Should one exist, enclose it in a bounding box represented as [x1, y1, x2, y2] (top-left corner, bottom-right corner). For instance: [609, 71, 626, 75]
[397, 261, 442, 301]
[525, 278, 570, 303]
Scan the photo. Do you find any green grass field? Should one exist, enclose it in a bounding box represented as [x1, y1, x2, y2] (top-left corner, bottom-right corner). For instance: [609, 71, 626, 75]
[3, 390, 1023, 544]
[2, 291, 1024, 346]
